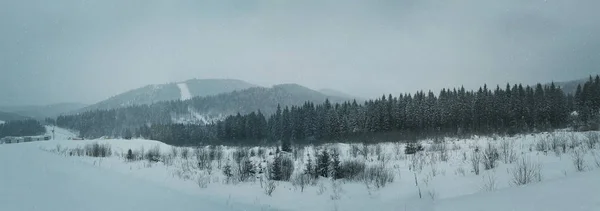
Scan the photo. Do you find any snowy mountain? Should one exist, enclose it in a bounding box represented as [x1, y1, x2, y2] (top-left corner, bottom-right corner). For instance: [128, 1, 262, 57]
[57, 83, 351, 138]
[80, 79, 257, 112]
[0, 103, 87, 120]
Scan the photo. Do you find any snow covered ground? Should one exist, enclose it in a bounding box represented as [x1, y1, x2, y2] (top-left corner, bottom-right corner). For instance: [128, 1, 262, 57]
[177, 82, 192, 101]
[2, 129, 600, 211]
[45, 125, 78, 140]
[431, 169, 600, 211]
[0, 143, 269, 211]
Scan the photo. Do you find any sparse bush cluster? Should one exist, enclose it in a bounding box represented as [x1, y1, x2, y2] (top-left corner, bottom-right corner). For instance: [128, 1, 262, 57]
[510, 157, 542, 186]
[339, 160, 366, 181]
[363, 165, 394, 189]
[405, 143, 424, 155]
[67, 143, 112, 158]
[482, 143, 499, 170]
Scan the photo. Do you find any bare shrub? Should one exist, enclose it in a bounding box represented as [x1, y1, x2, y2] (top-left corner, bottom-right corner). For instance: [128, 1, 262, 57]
[339, 160, 366, 181]
[330, 180, 343, 200]
[511, 157, 542, 186]
[470, 150, 482, 175]
[535, 138, 549, 154]
[592, 151, 600, 168]
[257, 147, 266, 158]
[572, 147, 586, 172]
[291, 173, 310, 192]
[170, 147, 179, 158]
[238, 158, 255, 182]
[455, 166, 466, 176]
[84, 142, 112, 157]
[197, 174, 210, 188]
[481, 172, 497, 192]
[363, 165, 394, 189]
[410, 152, 426, 172]
[585, 132, 599, 149]
[500, 139, 517, 163]
[180, 147, 190, 159]
[264, 180, 276, 196]
[317, 181, 326, 195]
[196, 148, 210, 170]
[482, 143, 500, 170]
[350, 144, 361, 158]
[145, 145, 161, 162]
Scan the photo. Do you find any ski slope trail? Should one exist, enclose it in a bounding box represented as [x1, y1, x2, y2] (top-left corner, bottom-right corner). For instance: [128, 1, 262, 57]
[0, 144, 261, 211]
[177, 82, 192, 101]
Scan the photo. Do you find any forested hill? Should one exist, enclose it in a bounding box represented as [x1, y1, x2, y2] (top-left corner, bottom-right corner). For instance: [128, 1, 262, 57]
[141, 76, 600, 146]
[80, 79, 257, 112]
[56, 83, 350, 138]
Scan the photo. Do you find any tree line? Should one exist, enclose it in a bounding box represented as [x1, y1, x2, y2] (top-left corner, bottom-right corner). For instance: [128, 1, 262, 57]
[0, 119, 46, 139]
[57, 76, 600, 146]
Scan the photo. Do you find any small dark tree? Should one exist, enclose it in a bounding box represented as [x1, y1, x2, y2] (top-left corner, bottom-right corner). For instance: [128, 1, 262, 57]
[123, 128, 133, 140]
[126, 149, 134, 161]
[281, 140, 292, 153]
[330, 150, 342, 179]
[316, 150, 330, 178]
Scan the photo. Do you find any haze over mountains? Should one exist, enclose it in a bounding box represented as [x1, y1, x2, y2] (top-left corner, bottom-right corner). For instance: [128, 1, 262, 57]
[0, 76, 595, 123]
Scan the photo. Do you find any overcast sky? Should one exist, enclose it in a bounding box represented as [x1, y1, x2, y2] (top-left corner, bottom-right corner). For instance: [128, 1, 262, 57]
[1, 0, 599, 106]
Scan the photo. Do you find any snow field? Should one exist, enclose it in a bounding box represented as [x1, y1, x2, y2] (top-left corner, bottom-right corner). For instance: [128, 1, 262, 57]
[31, 130, 600, 211]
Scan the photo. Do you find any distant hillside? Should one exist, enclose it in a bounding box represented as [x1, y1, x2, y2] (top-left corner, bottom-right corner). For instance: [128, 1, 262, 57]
[319, 88, 360, 101]
[57, 83, 350, 138]
[552, 78, 587, 94]
[0, 103, 87, 120]
[0, 111, 30, 122]
[81, 79, 257, 112]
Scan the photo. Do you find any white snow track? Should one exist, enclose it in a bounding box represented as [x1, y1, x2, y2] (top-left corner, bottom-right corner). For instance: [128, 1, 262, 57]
[177, 82, 192, 101]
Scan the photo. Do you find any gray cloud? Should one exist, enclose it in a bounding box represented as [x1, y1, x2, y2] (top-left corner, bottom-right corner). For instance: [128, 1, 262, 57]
[1, 0, 599, 105]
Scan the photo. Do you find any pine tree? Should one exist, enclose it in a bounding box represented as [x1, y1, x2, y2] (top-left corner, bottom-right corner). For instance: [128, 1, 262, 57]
[316, 150, 330, 178]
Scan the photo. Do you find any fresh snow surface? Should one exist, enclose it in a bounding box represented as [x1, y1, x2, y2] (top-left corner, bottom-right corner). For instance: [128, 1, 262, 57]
[3, 130, 600, 211]
[177, 82, 192, 101]
[430, 169, 600, 211]
[0, 143, 270, 211]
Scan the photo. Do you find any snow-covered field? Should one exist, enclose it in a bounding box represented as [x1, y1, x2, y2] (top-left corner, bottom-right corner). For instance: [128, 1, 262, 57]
[2, 129, 600, 211]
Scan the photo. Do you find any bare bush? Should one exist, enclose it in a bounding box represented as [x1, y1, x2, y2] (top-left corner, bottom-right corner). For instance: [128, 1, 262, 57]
[572, 147, 586, 172]
[482, 143, 500, 170]
[339, 160, 366, 181]
[410, 152, 426, 172]
[145, 145, 161, 162]
[264, 180, 276, 196]
[180, 147, 190, 159]
[585, 132, 599, 149]
[481, 172, 497, 192]
[363, 165, 394, 189]
[510, 157, 542, 186]
[197, 174, 210, 188]
[500, 139, 517, 163]
[291, 173, 311, 192]
[592, 151, 600, 168]
[330, 180, 343, 200]
[535, 138, 549, 154]
[470, 150, 482, 175]
[170, 147, 179, 158]
[84, 142, 112, 157]
[455, 166, 466, 176]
